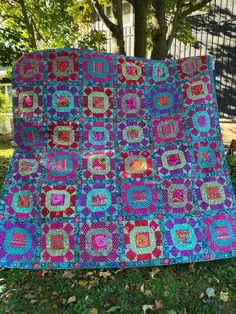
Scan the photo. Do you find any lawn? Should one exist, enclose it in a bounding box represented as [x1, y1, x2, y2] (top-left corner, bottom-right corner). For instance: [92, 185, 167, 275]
[0, 140, 236, 314]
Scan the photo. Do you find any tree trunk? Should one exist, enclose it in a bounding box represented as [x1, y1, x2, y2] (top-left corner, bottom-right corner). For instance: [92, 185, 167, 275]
[134, 0, 149, 58]
[111, 33, 125, 54]
[111, 0, 125, 54]
[151, 0, 167, 60]
[151, 31, 168, 60]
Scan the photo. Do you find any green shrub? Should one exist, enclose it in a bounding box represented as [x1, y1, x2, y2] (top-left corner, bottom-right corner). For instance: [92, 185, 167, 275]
[227, 152, 236, 193]
[0, 92, 11, 119]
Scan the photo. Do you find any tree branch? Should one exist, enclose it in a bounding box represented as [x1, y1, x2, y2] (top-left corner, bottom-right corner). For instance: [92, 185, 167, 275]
[90, 0, 120, 35]
[166, 0, 184, 49]
[111, 0, 123, 30]
[18, 0, 37, 48]
[2, 14, 23, 23]
[181, 0, 212, 18]
[166, 0, 211, 51]
[151, 0, 167, 38]
[90, 0, 125, 54]
[31, 19, 48, 43]
[151, 0, 168, 59]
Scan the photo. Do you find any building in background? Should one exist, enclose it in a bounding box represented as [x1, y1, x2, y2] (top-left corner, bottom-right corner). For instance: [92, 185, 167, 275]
[93, 1, 135, 54]
[0, 67, 12, 135]
[0, 67, 12, 100]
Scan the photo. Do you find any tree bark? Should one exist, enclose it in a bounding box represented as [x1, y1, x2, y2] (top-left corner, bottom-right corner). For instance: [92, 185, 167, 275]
[133, 0, 149, 58]
[111, 0, 125, 54]
[18, 0, 37, 49]
[151, 0, 167, 60]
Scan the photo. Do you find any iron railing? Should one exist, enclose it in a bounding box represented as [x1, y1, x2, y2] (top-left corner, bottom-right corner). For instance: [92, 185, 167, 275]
[171, 0, 236, 119]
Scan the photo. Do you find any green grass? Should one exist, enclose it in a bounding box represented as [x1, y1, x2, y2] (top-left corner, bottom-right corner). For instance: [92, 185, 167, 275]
[0, 141, 236, 314]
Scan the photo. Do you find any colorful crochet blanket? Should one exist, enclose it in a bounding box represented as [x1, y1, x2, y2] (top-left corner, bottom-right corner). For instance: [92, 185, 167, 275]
[1, 48, 236, 270]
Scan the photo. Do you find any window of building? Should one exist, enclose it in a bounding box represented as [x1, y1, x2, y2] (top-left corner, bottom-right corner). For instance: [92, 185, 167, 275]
[0, 84, 12, 100]
[103, 1, 133, 27]
[122, 2, 133, 26]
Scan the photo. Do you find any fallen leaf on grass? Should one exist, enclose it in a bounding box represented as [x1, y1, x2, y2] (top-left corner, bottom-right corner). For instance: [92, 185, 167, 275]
[150, 268, 160, 279]
[67, 296, 76, 304]
[90, 308, 98, 314]
[62, 271, 76, 280]
[79, 280, 88, 287]
[154, 300, 163, 310]
[1, 288, 17, 304]
[170, 269, 179, 278]
[141, 300, 163, 312]
[114, 269, 123, 274]
[0, 284, 6, 294]
[140, 284, 145, 293]
[35, 270, 50, 278]
[188, 263, 196, 272]
[51, 291, 63, 302]
[24, 288, 41, 299]
[106, 306, 121, 313]
[220, 291, 229, 302]
[142, 304, 154, 313]
[213, 276, 219, 283]
[199, 292, 204, 299]
[206, 287, 216, 298]
[144, 290, 152, 297]
[99, 270, 112, 280]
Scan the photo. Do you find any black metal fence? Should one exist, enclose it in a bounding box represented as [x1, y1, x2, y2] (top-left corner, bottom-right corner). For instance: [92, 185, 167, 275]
[170, 0, 236, 119]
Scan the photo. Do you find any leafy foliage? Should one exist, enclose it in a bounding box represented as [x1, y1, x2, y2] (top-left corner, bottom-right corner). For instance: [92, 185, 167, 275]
[227, 152, 236, 193]
[176, 21, 196, 45]
[0, 0, 212, 64]
[0, 92, 11, 119]
[77, 30, 107, 51]
[0, 0, 107, 67]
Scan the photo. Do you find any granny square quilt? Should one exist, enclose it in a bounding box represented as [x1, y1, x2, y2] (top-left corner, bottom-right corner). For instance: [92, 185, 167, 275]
[0, 49, 236, 269]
